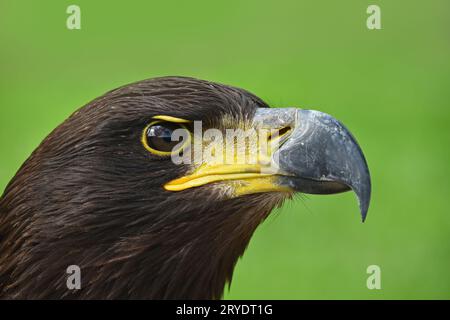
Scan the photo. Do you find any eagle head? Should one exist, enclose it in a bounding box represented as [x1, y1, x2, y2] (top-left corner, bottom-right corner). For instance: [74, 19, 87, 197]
[0, 76, 370, 299]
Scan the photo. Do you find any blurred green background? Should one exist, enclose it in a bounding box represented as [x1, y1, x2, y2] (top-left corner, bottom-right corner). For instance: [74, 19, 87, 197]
[1, 0, 449, 299]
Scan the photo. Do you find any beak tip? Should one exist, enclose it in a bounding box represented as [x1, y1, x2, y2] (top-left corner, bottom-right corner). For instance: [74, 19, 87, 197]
[357, 188, 371, 223]
[361, 210, 368, 223]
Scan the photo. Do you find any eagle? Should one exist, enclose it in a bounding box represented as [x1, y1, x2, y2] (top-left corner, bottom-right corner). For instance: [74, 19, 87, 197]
[0, 76, 371, 299]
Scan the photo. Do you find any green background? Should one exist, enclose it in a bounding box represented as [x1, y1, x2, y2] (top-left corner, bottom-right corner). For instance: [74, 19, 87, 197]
[1, 0, 449, 299]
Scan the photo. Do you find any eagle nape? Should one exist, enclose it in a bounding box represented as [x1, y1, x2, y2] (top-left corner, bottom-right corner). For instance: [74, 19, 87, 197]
[0, 76, 371, 299]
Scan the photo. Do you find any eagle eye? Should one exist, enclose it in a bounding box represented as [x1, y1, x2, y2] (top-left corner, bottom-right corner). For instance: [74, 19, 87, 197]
[142, 121, 190, 156]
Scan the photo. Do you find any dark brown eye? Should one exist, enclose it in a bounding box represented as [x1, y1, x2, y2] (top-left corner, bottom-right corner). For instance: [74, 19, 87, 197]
[142, 122, 190, 155]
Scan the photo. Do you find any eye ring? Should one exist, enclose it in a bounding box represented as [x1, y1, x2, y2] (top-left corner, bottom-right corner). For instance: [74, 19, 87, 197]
[141, 120, 191, 156]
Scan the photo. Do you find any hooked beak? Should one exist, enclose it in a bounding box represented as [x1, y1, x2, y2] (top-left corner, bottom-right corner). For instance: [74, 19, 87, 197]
[264, 108, 372, 221]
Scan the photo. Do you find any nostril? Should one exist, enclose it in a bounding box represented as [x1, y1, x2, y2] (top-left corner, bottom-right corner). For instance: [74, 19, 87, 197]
[267, 126, 292, 141]
[278, 126, 292, 138]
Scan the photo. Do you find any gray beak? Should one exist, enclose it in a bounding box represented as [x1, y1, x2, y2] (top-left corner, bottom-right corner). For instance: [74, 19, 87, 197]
[254, 108, 371, 221]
